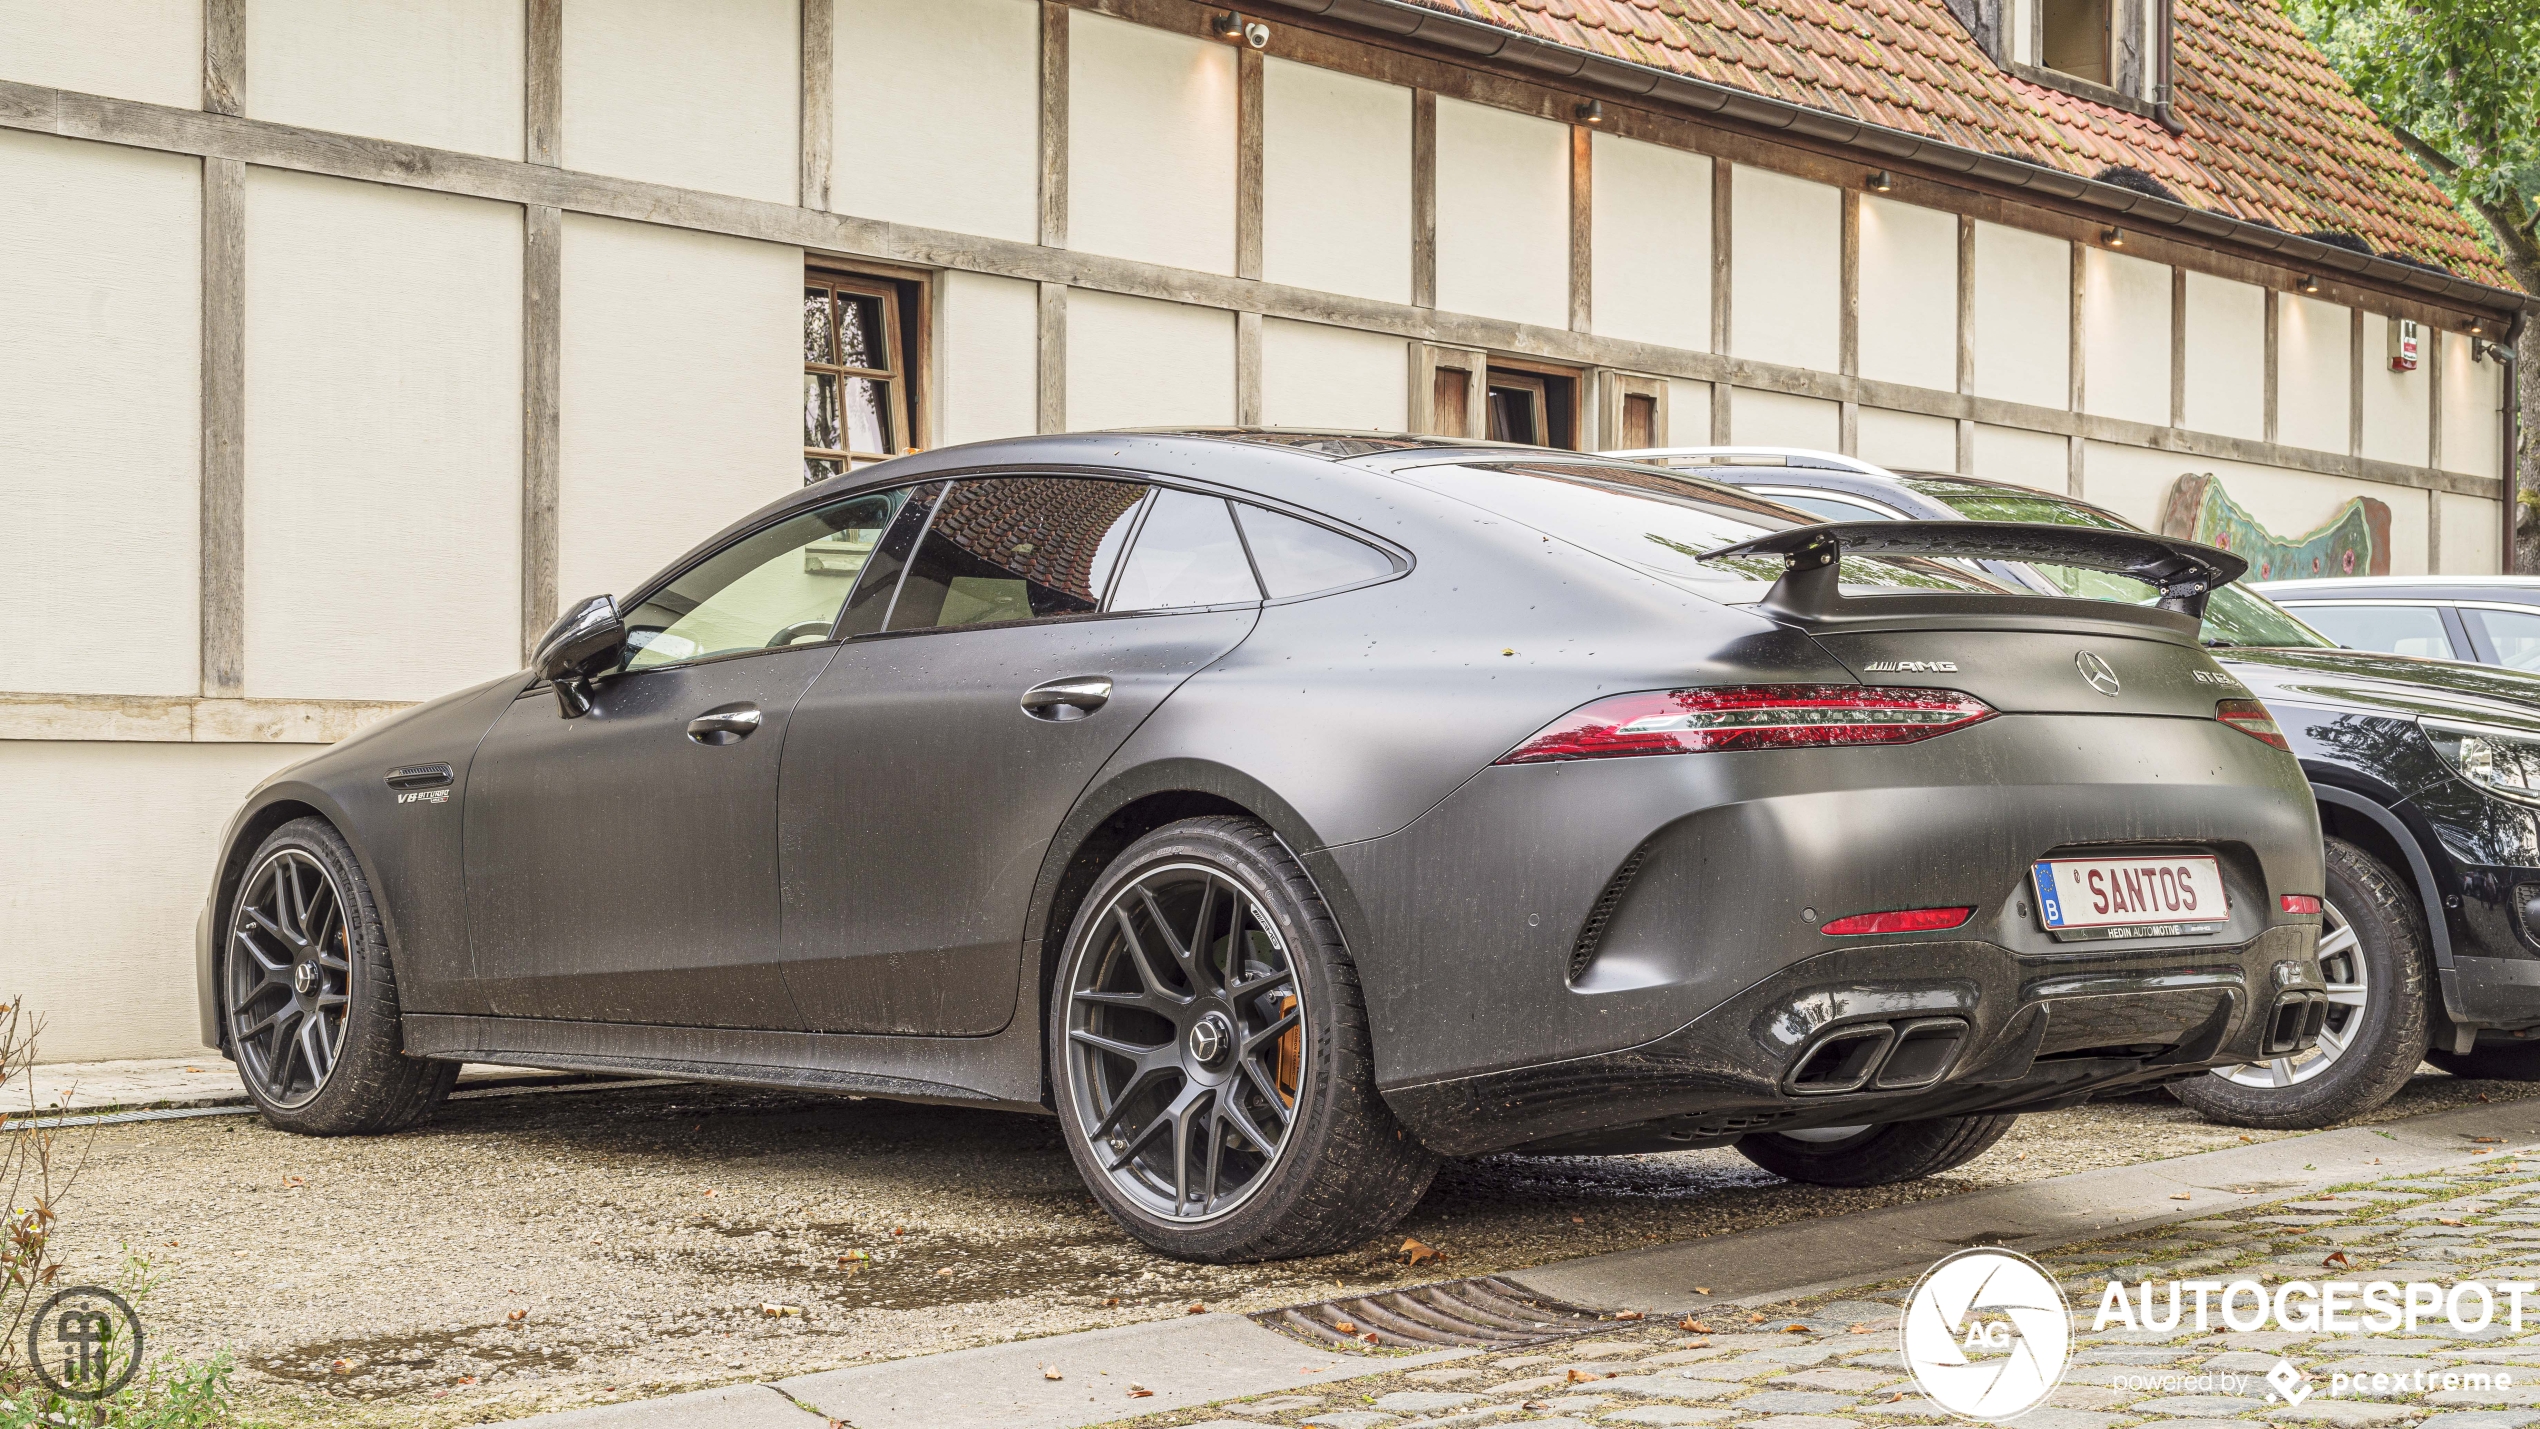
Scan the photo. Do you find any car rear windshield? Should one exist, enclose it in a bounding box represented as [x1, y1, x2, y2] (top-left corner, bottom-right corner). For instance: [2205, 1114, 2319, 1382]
[1393, 460, 2004, 597]
[1897, 477, 2335, 649]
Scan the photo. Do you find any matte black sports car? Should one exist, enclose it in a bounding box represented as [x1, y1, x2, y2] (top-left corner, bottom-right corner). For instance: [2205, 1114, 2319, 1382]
[1654, 449, 2540, 1126]
[198, 431, 2327, 1261]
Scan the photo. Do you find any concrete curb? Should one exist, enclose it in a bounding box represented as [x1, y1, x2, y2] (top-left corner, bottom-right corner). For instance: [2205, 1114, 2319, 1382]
[498, 1099, 2540, 1428]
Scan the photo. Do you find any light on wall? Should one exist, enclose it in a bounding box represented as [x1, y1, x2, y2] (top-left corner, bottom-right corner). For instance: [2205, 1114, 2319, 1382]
[1866, 170, 1894, 192]
[1575, 99, 1605, 124]
[1211, 10, 1270, 47]
[2297, 274, 2321, 294]
[2102, 226, 2125, 248]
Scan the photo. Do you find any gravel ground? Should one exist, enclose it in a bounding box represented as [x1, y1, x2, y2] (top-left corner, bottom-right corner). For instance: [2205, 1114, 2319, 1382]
[36, 1067, 2539, 1428]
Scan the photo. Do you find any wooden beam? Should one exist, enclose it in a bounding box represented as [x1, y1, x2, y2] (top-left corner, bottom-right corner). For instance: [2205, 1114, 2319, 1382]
[526, 0, 561, 165]
[2349, 305, 2365, 457]
[1237, 309, 1263, 425]
[1411, 88, 1436, 308]
[0, 694, 410, 744]
[2169, 265, 2186, 428]
[1956, 212, 1975, 473]
[522, 204, 561, 658]
[2429, 324, 2446, 473]
[1711, 159, 1732, 441]
[1568, 122, 1591, 333]
[202, 0, 243, 116]
[1237, 46, 1263, 281]
[2263, 287, 2280, 445]
[201, 156, 245, 698]
[1039, 2, 1068, 249]
[2069, 240, 2086, 495]
[801, 0, 834, 209]
[1037, 281, 1066, 433]
[1838, 186, 1859, 378]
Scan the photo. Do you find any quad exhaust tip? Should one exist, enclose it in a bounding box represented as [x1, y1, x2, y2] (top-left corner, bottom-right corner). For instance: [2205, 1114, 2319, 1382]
[1785, 1017, 1968, 1095]
[2265, 991, 2328, 1056]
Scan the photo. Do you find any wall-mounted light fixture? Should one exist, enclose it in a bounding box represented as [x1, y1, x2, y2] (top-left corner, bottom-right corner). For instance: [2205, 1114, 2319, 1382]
[2296, 274, 2320, 294]
[1211, 10, 1269, 47]
[2101, 226, 2125, 248]
[1866, 170, 1894, 192]
[1574, 99, 1604, 125]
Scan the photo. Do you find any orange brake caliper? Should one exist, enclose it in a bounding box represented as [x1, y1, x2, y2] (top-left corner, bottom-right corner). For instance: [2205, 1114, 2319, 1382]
[1275, 995, 1300, 1107]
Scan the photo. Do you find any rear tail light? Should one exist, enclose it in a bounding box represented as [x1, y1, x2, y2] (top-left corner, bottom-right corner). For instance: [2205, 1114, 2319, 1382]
[1496, 685, 1994, 765]
[2280, 894, 2322, 916]
[2217, 698, 2290, 751]
[1820, 907, 1975, 936]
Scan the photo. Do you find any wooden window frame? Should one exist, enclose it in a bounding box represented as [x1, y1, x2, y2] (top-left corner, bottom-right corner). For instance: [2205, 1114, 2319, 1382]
[1484, 355, 1586, 450]
[1596, 371, 1669, 451]
[1410, 343, 1487, 439]
[804, 261, 933, 482]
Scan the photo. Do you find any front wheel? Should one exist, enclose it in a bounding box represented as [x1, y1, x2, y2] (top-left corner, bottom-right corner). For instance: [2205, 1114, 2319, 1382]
[222, 817, 456, 1134]
[1736, 1115, 2018, 1186]
[1050, 816, 1437, 1262]
[2172, 836, 2428, 1129]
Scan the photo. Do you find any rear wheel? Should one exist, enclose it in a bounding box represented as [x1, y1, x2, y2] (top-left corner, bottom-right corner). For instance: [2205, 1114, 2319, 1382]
[2173, 837, 2427, 1129]
[1736, 1115, 2017, 1186]
[1050, 816, 1437, 1262]
[223, 818, 456, 1134]
[2427, 1041, 2540, 1081]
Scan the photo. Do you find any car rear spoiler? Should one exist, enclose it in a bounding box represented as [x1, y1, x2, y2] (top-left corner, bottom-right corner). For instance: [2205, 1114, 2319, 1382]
[1702, 520, 2247, 622]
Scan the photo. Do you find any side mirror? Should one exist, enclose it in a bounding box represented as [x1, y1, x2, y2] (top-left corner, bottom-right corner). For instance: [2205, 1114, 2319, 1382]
[530, 594, 625, 718]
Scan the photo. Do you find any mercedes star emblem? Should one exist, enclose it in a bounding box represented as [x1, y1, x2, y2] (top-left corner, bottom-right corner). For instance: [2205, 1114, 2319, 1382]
[2074, 650, 2122, 697]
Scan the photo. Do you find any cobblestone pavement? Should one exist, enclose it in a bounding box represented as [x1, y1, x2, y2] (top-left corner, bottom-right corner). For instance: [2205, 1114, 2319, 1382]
[1101, 1147, 2540, 1429]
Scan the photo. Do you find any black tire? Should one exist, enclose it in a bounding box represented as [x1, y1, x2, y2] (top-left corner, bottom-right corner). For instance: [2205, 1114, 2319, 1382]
[2427, 1041, 2540, 1081]
[1736, 1114, 2018, 1187]
[1049, 815, 1438, 1262]
[222, 817, 457, 1134]
[2172, 836, 2428, 1130]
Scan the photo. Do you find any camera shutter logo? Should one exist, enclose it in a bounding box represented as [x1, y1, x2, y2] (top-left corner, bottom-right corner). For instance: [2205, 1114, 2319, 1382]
[27, 1285, 142, 1401]
[1901, 1248, 2071, 1420]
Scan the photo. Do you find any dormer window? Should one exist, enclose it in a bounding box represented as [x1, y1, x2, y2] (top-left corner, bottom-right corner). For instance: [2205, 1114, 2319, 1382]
[1954, 0, 2173, 122]
[2040, 0, 2113, 86]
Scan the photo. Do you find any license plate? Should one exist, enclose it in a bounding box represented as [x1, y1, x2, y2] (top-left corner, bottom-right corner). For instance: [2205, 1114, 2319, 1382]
[2032, 855, 2227, 937]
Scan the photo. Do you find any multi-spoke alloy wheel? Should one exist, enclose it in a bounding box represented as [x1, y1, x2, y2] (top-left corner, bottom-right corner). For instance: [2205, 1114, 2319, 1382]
[2214, 899, 2365, 1089]
[227, 848, 353, 1107]
[1065, 862, 1305, 1223]
[1050, 816, 1438, 1262]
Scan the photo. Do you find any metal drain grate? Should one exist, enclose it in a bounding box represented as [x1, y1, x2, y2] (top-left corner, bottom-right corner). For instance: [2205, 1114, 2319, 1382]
[1256, 1275, 1607, 1349]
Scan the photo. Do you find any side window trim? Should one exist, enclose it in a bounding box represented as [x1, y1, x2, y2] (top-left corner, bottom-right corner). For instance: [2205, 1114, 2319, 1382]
[1094, 488, 1163, 613]
[2445, 606, 2488, 663]
[871, 480, 949, 634]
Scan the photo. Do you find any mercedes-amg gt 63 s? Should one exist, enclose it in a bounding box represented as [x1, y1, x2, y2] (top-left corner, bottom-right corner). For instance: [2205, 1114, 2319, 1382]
[197, 431, 2327, 1261]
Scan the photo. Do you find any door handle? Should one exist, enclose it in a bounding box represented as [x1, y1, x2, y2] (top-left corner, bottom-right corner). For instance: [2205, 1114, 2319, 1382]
[1019, 677, 1112, 722]
[686, 703, 764, 745]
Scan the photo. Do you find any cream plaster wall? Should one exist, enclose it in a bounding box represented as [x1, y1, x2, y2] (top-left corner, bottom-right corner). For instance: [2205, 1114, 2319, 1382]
[2181, 271, 2265, 441]
[559, 214, 800, 610]
[1729, 166, 1840, 373]
[249, 0, 526, 159]
[0, 0, 200, 108]
[243, 170, 522, 702]
[2276, 293, 2352, 456]
[935, 270, 1040, 447]
[1434, 98, 1568, 330]
[1262, 58, 1412, 305]
[1857, 407, 1958, 472]
[0, 133, 200, 697]
[1855, 195, 1956, 391]
[2082, 440, 2430, 575]
[1065, 289, 1234, 430]
[562, 0, 798, 204]
[2359, 312, 2430, 468]
[2080, 248, 2170, 427]
[0, 742, 309, 1063]
[1970, 221, 2069, 410]
[834, 0, 1038, 243]
[1732, 389, 1840, 450]
[1069, 13, 1236, 275]
[1261, 320, 1406, 431]
[1589, 132, 1709, 351]
[2441, 331, 2504, 479]
[1972, 424, 2067, 491]
[1666, 381, 1714, 445]
[2439, 493, 2501, 574]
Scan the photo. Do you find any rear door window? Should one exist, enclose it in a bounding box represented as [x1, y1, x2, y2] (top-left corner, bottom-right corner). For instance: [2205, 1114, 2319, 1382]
[1233, 505, 1398, 598]
[2463, 608, 2540, 670]
[884, 476, 1150, 632]
[2283, 603, 2461, 660]
[1109, 489, 1261, 611]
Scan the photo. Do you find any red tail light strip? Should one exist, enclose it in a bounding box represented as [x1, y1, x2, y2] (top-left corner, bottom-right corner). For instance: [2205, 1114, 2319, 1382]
[1821, 907, 1976, 936]
[1496, 685, 1995, 765]
[2280, 894, 2322, 915]
[2217, 698, 2290, 751]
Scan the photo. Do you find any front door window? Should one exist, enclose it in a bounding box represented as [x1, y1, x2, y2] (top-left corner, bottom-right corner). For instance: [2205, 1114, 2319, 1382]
[621, 492, 901, 671]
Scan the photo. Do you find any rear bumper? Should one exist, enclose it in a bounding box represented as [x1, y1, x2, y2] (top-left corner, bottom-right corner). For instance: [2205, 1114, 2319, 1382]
[1388, 924, 2322, 1155]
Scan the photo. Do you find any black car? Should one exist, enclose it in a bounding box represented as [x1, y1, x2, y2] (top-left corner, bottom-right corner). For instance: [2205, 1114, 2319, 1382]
[1649, 448, 2540, 1125]
[198, 431, 2326, 1261]
[2251, 576, 2540, 674]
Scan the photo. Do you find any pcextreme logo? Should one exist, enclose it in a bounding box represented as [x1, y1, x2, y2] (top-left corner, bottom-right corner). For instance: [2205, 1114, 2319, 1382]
[1901, 1248, 2073, 1421]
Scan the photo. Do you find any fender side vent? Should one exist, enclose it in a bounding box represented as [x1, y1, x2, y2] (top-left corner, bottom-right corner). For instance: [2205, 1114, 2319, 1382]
[1569, 843, 1652, 981]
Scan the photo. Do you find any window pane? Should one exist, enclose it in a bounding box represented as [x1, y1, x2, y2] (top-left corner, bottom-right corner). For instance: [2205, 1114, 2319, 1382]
[803, 288, 834, 364]
[833, 482, 946, 638]
[837, 293, 884, 369]
[887, 477, 1150, 631]
[842, 375, 891, 455]
[2471, 609, 2540, 671]
[805, 373, 842, 452]
[2289, 603, 2457, 660]
[1109, 491, 1260, 611]
[1235, 505, 1395, 598]
[805, 456, 846, 485]
[620, 493, 901, 671]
